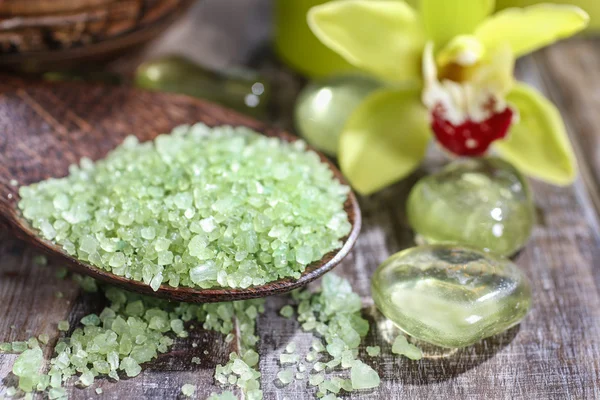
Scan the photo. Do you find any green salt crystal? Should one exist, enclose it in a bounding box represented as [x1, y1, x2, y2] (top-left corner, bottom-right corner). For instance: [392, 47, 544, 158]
[6, 386, 17, 396]
[48, 387, 66, 400]
[27, 338, 39, 349]
[313, 362, 326, 372]
[120, 357, 142, 377]
[170, 319, 185, 335]
[78, 370, 95, 387]
[407, 157, 534, 256]
[81, 314, 101, 326]
[326, 359, 341, 369]
[109, 253, 126, 268]
[320, 379, 341, 394]
[280, 353, 299, 364]
[11, 342, 28, 353]
[191, 357, 201, 365]
[0, 342, 12, 352]
[13, 348, 43, 391]
[311, 340, 325, 353]
[366, 346, 380, 357]
[181, 384, 196, 397]
[125, 300, 144, 317]
[279, 305, 294, 318]
[321, 394, 338, 400]
[371, 245, 532, 348]
[392, 335, 423, 360]
[55, 291, 64, 299]
[309, 373, 324, 386]
[207, 391, 236, 400]
[96, 388, 103, 394]
[242, 349, 259, 367]
[38, 334, 50, 345]
[277, 369, 294, 385]
[326, 338, 345, 358]
[57, 321, 70, 332]
[285, 343, 296, 353]
[350, 360, 380, 390]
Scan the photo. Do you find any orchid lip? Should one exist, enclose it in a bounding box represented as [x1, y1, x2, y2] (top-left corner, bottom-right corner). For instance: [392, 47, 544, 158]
[431, 105, 515, 157]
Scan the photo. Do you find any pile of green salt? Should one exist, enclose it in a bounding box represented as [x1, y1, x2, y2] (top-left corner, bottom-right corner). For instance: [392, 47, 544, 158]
[3, 274, 265, 399]
[18, 124, 351, 291]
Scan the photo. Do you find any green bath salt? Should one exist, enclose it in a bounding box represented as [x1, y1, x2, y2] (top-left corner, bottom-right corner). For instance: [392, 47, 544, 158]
[18, 124, 351, 291]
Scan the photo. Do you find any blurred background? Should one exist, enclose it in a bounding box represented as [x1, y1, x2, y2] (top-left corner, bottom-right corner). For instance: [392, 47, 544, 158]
[1, 0, 597, 128]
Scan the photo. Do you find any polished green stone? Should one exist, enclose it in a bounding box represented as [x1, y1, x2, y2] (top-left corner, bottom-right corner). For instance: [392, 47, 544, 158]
[371, 245, 532, 348]
[294, 75, 381, 156]
[407, 157, 535, 257]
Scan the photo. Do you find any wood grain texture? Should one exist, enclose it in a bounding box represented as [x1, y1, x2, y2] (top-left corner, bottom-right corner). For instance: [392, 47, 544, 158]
[0, 0, 195, 70]
[2, 0, 600, 398]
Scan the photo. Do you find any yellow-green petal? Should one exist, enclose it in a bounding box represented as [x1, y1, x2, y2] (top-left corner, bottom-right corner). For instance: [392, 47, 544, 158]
[308, 0, 426, 83]
[420, 0, 495, 47]
[339, 87, 431, 195]
[475, 4, 589, 57]
[495, 83, 577, 185]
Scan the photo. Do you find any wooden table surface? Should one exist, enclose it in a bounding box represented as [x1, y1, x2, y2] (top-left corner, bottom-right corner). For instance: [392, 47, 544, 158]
[2, 0, 600, 399]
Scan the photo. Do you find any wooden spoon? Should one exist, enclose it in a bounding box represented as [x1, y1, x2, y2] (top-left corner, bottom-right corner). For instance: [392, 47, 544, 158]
[0, 76, 361, 303]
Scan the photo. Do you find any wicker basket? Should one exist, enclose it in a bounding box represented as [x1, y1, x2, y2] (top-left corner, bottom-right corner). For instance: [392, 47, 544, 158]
[0, 0, 195, 70]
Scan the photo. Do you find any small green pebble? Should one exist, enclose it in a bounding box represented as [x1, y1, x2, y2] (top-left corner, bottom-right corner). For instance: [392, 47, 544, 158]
[181, 384, 196, 397]
[279, 305, 294, 318]
[57, 321, 69, 331]
[391, 335, 423, 360]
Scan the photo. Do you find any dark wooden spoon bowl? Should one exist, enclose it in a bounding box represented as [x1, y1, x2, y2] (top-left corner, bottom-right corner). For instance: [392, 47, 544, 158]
[0, 76, 361, 303]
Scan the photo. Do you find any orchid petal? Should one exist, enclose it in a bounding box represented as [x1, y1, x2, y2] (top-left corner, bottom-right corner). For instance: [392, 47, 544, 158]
[495, 83, 577, 185]
[475, 4, 589, 57]
[420, 0, 495, 47]
[308, 0, 426, 83]
[339, 87, 430, 195]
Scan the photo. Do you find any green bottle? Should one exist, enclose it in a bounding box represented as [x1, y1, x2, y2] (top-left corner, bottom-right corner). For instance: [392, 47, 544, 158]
[135, 56, 270, 119]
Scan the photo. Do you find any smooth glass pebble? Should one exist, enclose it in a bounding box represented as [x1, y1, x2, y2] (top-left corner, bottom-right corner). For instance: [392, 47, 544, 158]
[407, 157, 535, 257]
[294, 75, 381, 156]
[371, 245, 532, 348]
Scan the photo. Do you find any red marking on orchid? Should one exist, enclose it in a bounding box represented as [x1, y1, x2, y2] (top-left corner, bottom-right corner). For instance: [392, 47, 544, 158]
[431, 104, 514, 157]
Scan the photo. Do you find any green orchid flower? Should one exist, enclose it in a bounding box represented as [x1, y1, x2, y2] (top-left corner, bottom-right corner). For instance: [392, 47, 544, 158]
[307, 0, 589, 195]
